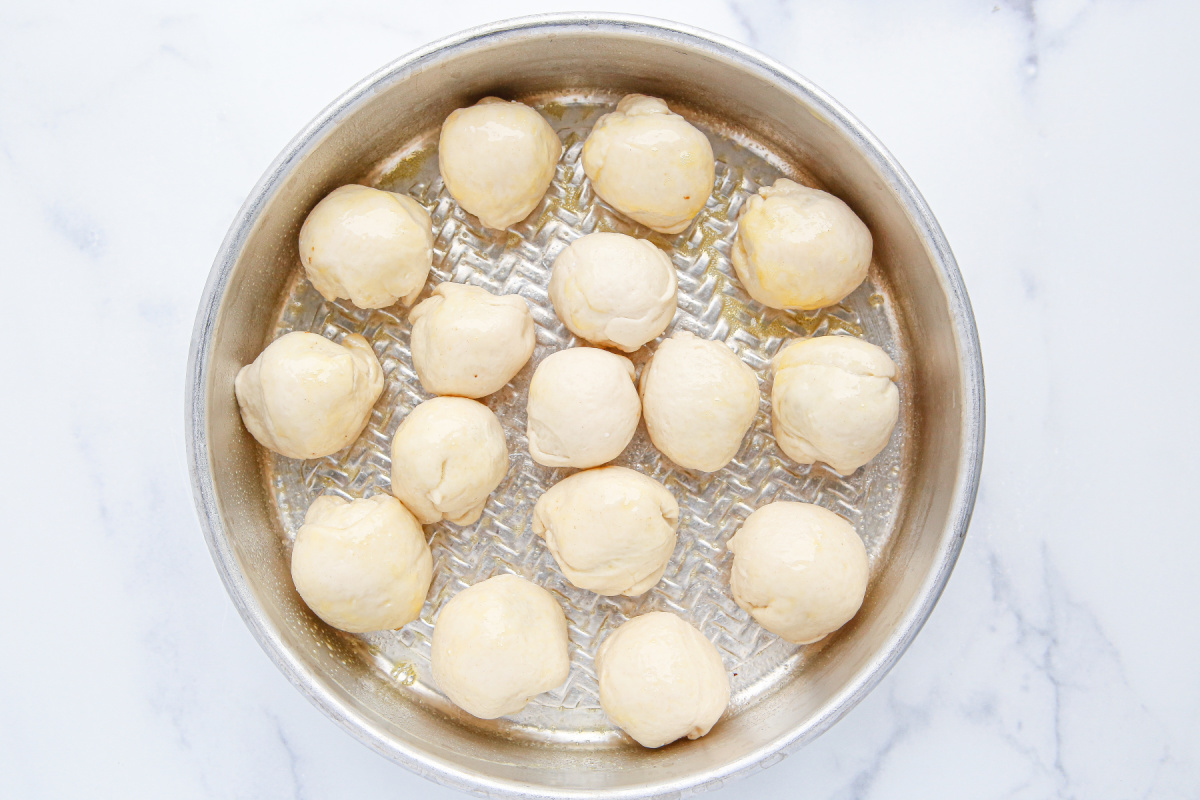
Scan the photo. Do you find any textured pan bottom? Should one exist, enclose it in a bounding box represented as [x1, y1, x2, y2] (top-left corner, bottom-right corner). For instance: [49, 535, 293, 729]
[263, 92, 910, 746]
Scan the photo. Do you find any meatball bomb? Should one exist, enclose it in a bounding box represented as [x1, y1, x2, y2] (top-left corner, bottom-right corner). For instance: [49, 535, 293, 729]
[596, 612, 730, 748]
[771, 336, 899, 474]
[389, 397, 509, 526]
[581, 94, 715, 234]
[728, 501, 869, 644]
[408, 282, 535, 398]
[290, 495, 432, 633]
[548, 232, 677, 352]
[438, 97, 563, 230]
[431, 574, 570, 719]
[639, 331, 760, 472]
[298, 184, 433, 309]
[526, 347, 641, 469]
[235, 331, 383, 460]
[731, 178, 872, 310]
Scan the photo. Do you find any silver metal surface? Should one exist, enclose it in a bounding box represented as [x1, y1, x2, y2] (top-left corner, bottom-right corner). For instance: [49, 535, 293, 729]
[187, 14, 984, 799]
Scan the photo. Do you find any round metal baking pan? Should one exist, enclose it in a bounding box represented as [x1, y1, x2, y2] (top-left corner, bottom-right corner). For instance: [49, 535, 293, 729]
[186, 13, 984, 798]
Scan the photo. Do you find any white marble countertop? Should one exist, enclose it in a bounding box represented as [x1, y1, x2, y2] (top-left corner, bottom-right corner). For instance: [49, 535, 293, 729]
[2, 0, 1198, 797]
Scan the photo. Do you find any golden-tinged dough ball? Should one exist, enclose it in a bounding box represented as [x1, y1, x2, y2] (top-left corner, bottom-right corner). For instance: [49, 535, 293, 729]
[771, 336, 899, 474]
[525, 347, 640, 469]
[581, 94, 715, 234]
[234, 331, 383, 460]
[548, 232, 677, 352]
[431, 574, 570, 719]
[728, 501, 869, 644]
[639, 331, 760, 472]
[596, 612, 730, 748]
[298, 184, 433, 309]
[290, 495, 432, 633]
[533, 466, 679, 596]
[731, 178, 872, 310]
[408, 283, 535, 398]
[438, 97, 563, 230]
[389, 397, 509, 526]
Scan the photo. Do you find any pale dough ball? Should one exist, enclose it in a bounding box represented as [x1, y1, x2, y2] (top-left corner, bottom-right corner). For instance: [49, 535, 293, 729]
[596, 612, 730, 748]
[581, 94, 715, 234]
[408, 282, 535, 398]
[431, 574, 570, 719]
[298, 184, 433, 309]
[290, 494, 432, 633]
[526, 347, 640, 469]
[389, 397, 508, 525]
[548, 232, 677, 352]
[771, 336, 899, 474]
[728, 501, 868, 644]
[533, 466, 679, 596]
[731, 178, 872, 310]
[639, 331, 760, 472]
[438, 97, 563, 230]
[235, 331, 383, 460]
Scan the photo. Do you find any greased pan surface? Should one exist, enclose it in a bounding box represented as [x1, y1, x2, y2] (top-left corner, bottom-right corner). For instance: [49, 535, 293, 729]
[187, 14, 984, 798]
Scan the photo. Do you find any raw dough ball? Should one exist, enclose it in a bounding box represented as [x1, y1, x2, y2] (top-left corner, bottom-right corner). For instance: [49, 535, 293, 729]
[298, 184, 433, 309]
[526, 348, 640, 469]
[771, 336, 899, 474]
[639, 331, 759, 472]
[235, 331, 383, 460]
[731, 178, 872, 310]
[290, 494, 432, 633]
[728, 501, 868, 644]
[548, 232, 677, 352]
[438, 97, 563, 229]
[595, 612, 730, 748]
[581, 94, 715, 234]
[409, 282, 535, 398]
[389, 397, 508, 525]
[431, 574, 570, 719]
[533, 466, 679, 596]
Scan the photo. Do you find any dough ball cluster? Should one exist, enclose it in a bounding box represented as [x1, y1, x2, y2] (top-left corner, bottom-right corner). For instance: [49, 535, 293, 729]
[640, 330, 760, 472]
[533, 467, 679, 597]
[728, 501, 868, 644]
[431, 574, 570, 719]
[732, 178, 872, 311]
[290, 494, 432, 633]
[298, 184, 433, 309]
[409, 282, 535, 398]
[526, 347, 641, 469]
[389, 396, 509, 526]
[596, 612, 730, 748]
[438, 97, 562, 230]
[582, 94, 715, 234]
[235, 331, 383, 460]
[549, 232, 677, 352]
[771, 336, 899, 474]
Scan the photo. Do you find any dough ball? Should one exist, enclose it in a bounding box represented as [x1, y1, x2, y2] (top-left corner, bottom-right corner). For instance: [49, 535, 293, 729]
[290, 494, 432, 633]
[389, 397, 508, 525]
[548, 232, 678, 352]
[438, 97, 563, 230]
[581, 94, 715, 234]
[771, 336, 899, 474]
[409, 282, 535, 398]
[731, 178, 872, 310]
[526, 347, 640, 469]
[431, 574, 570, 719]
[533, 466, 679, 596]
[298, 184, 433, 309]
[639, 331, 760, 472]
[235, 331, 383, 460]
[728, 501, 868, 644]
[596, 612, 730, 748]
